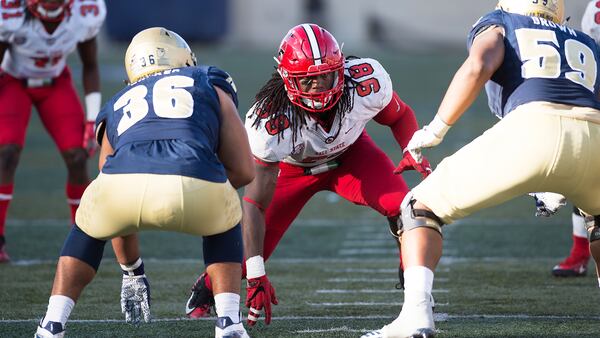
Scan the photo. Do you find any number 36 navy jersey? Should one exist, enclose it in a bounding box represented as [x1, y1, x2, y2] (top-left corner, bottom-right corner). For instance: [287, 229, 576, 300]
[96, 65, 238, 183]
[468, 10, 600, 118]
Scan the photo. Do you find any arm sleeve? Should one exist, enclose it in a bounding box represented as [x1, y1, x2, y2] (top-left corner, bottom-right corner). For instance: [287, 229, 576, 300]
[372, 91, 418, 150]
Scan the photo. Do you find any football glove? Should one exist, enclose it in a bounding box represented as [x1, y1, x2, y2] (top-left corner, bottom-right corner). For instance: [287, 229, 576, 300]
[394, 150, 432, 178]
[120, 258, 151, 324]
[529, 192, 566, 217]
[405, 115, 451, 163]
[82, 121, 98, 157]
[245, 275, 278, 326]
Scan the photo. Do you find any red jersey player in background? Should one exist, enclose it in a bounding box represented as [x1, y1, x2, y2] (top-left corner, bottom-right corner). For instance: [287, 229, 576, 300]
[185, 23, 431, 326]
[0, 0, 105, 262]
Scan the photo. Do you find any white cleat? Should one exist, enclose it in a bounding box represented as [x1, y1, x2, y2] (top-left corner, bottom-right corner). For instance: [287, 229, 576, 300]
[361, 292, 435, 338]
[34, 320, 65, 338]
[215, 316, 250, 338]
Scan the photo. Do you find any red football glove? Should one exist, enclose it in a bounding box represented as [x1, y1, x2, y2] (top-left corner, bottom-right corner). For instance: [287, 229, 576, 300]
[245, 275, 278, 326]
[83, 121, 98, 157]
[394, 150, 432, 178]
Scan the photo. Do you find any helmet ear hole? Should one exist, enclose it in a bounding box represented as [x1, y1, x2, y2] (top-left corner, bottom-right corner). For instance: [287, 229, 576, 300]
[276, 23, 345, 113]
[125, 27, 197, 83]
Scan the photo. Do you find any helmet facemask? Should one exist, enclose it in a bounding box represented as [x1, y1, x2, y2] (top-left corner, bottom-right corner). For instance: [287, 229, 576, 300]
[27, 0, 73, 22]
[278, 64, 344, 113]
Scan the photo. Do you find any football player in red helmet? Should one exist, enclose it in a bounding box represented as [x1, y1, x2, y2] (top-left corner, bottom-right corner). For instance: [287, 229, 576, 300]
[26, 0, 74, 22]
[0, 0, 105, 262]
[186, 23, 432, 326]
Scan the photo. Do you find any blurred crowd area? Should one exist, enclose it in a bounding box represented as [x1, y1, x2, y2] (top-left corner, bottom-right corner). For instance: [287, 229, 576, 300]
[101, 0, 590, 51]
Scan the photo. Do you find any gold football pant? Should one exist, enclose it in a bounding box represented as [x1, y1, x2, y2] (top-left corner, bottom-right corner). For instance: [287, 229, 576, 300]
[413, 101, 600, 224]
[76, 173, 242, 239]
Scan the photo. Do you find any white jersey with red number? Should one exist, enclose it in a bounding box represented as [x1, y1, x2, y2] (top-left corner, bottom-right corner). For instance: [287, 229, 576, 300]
[582, 0, 600, 44]
[245, 57, 393, 167]
[0, 0, 106, 79]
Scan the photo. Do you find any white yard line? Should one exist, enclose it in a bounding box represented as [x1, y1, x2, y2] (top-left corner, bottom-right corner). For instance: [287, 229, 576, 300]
[3, 313, 600, 324]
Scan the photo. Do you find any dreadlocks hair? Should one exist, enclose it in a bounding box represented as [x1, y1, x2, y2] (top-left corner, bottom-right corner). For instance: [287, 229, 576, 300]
[251, 65, 357, 146]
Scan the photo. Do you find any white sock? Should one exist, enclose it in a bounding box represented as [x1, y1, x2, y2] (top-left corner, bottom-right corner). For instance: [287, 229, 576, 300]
[572, 212, 587, 238]
[42, 295, 75, 326]
[214, 293, 241, 323]
[403, 266, 434, 305]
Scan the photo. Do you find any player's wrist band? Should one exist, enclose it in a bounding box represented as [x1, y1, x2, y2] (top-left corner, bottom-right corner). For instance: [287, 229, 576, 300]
[246, 255, 266, 279]
[85, 92, 102, 122]
[120, 257, 145, 277]
[428, 114, 451, 139]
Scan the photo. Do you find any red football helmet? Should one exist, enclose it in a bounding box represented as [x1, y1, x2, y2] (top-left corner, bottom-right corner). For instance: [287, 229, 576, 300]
[275, 23, 345, 113]
[26, 0, 73, 22]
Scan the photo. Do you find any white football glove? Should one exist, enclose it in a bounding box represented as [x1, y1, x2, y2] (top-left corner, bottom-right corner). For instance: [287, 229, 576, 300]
[405, 115, 451, 163]
[529, 192, 566, 217]
[120, 258, 151, 324]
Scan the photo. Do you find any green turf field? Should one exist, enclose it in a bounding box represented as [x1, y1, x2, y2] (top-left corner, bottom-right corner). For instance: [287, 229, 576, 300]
[1, 47, 599, 337]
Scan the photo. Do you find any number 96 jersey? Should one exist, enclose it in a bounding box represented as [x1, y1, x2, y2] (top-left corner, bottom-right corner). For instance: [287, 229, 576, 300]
[246, 57, 393, 166]
[469, 9, 600, 118]
[0, 0, 106, 79]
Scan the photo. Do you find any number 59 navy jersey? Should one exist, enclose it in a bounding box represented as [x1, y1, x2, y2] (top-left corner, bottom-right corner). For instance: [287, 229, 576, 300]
[468, 10, 600, 118]
[96, 65, 238, 183]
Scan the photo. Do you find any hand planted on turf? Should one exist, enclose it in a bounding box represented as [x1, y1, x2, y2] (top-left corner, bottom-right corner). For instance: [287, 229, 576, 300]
[121, 275, 151, 324]
[245, 275, 278, 326]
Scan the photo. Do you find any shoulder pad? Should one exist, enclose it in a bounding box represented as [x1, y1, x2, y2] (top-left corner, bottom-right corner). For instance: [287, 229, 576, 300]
[208, 66, 239, 107]
[345, 57, 393, 116]
[244, 105, 293, 162]
[0, 2, 25, 38]
[71, 0, 106, 41]
[468, 10, 504, 49]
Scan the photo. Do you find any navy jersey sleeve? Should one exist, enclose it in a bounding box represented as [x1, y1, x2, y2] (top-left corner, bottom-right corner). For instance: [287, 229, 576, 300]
[208, 66, 239, 107]
[467, 10, 505, 50]
[95, 104, 109, 145]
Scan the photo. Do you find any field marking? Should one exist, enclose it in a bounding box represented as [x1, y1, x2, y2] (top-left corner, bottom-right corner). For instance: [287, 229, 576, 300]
[9, 256, 553, 267]
[4, 312, 600, 325]
[325, 277, 448, 283]
[316, 289, 449, 294]
[306, 302, 449, 307]
[342, 239, 396, 246]
[339, 248, 399, 255]
[327, 267, 451, 273]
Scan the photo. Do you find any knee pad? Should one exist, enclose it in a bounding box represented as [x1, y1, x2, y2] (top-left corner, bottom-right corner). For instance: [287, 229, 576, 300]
[387, 215, 400, 239]
[203, 223, 243, 266]
[581, 212, 600, 242]
[400, 193, 444, 236]
[60, 225, 106, 271]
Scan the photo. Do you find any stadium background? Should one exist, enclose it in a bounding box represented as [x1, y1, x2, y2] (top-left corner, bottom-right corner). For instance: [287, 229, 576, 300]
[1, 1, 599, 337]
